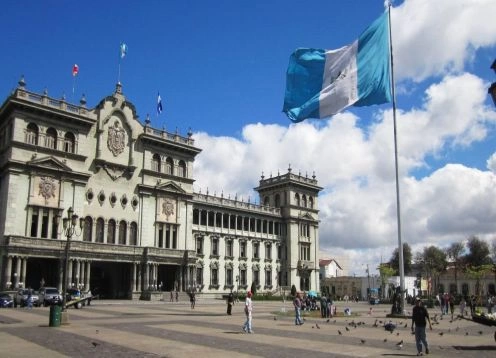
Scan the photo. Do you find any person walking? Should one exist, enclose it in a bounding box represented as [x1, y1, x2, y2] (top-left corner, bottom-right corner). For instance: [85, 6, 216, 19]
[26, 288, 33, 309]
[411, 297, 432, 356]
[293, 292, 304, 325]
[227, 291, 234, 315]
[242, 291, 253, 333]
[189, 291, 196, 309]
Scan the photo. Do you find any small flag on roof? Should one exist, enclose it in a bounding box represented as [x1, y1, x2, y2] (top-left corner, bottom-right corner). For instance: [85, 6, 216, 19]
[120, 43, 128, 59]
[157, 93, 163, 115]
[72, 64, 79, 77]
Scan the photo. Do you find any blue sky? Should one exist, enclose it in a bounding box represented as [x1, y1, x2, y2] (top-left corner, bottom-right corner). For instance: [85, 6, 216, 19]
[2, 0, 496, 276]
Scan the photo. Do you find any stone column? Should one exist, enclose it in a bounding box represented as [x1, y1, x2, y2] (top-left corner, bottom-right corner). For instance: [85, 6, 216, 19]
[14, 257, 21, 288]
[58, 260, 64, 292]
[21, 257, 27, 288]
[75, 260, 81, 288]
[137, 264, 142, 292]
[144, 263, 150, 290]
[4, 256, 12, 290]
[85, 261, 91, 291]
[67, 260, 73, 288]
[131, 263, 137, 292]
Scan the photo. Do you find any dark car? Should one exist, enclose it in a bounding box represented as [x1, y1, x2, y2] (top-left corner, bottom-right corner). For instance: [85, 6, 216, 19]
[13, 289, 39, 307]
[66, 288, 92, 309]
[0, 292, 14, 308]
[38, 287, 62, 307]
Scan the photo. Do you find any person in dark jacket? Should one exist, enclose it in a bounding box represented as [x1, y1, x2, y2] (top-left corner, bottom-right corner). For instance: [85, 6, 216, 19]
[411, 297, 432, 356]
[227, 292, 234, 315]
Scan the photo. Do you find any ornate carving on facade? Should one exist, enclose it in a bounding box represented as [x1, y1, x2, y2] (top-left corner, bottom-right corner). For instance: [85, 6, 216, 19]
[102, 164, 126, 181]
[107, 121, 126, 156]
[162, 199, 175, 220]
[38, 176, 57, 203]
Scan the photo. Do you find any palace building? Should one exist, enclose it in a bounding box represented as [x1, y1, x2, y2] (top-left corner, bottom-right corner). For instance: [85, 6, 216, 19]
[0, 78, 321, 299]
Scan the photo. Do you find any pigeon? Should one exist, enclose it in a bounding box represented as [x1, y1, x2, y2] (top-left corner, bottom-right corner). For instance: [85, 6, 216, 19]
[326, 319, 330, 323]
[273, 316, 277, 321]
[404, 323, 408, 328]
[478, 331, 483, 335]
[91, 342, 99, 348]
[396, 332, 400, 336]
[338, 330, 342, 335]
[396, 340, 403, 349]
[360, 339, 366, 344]
[439, 332, 444, 336]
[345, 326, 350, 331]
[383, 338, 387, 342]
[465, 332, 469, 336]
[316, 323, 320, 329]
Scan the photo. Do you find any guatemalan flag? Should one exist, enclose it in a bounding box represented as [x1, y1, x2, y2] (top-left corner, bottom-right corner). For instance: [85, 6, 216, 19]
[283, 11, 391, 122]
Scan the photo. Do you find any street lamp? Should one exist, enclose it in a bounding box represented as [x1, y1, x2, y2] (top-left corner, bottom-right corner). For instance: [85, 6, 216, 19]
[56, 206, 84, 311]
[489, 59, 496, 106]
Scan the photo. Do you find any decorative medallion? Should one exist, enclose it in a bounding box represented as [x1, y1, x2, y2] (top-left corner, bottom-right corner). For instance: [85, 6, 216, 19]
[107, 121, 126, 156]
[38, 177, 57, 201]
[162, 199, 175, 219]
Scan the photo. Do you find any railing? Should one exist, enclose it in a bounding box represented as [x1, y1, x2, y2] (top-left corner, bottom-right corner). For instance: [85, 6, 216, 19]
[193, 193, 281, 215]
[259, 172, 318, 186]
[143, 126, 195, 146]
[15, 88, 89, 117]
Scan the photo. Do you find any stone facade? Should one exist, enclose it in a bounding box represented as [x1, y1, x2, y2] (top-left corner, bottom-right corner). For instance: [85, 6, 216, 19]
[0, 78, 322, 299]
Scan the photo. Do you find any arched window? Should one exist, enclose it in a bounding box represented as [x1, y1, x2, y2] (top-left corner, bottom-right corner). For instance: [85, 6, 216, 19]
[309, 197, 314, 209]
[294, 193, 300, 206]
[83, 216, 93, 242]
[26, 123, 39, 145]
[63, 132, 76, 153]
[152, 153, 161, 172]
[177, 160, 186, 177]
[193, 209, 200, 224]
[302, 195, 307, 208]
[96, 218, 104, 243]
[165, 157, 174, 175]
[119, 220, 127, 245]
[107, 219, 116, 244]
[130, 222, 138, 245]
[264, 196, 270, 206]
[45, 127, 57, 149]
[275, 194, 281, 207]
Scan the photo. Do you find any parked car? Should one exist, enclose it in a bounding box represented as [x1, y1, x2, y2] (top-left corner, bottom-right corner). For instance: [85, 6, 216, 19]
[66, 288, 92, 309]
[14, 289, 39, 307]
[0, 292, 14, 308]
[38, 287, 62, 307]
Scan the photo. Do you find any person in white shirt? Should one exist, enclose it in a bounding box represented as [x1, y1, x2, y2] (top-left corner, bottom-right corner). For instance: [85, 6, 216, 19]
[242, 291, 253, 333]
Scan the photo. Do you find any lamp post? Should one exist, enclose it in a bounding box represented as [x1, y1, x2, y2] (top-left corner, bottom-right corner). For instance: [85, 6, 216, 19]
[56, 206, 83, 311]
[489, 59, 496, 106]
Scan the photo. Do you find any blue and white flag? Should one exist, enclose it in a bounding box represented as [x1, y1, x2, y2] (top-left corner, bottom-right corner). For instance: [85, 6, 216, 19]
[120, 43, 128, 59]
[283, 11, 391, 122]
[157, 93, 163, 114]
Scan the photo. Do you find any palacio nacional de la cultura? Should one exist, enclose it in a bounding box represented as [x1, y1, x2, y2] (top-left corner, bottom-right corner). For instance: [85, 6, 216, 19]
[0, 77, 322, 299]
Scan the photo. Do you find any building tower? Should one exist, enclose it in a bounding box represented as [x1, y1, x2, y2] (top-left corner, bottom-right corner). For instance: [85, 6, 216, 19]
[254, 166, 322, 292]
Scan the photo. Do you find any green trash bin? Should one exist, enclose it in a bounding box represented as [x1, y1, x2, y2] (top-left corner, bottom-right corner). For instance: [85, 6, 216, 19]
[49, 305, 61, 327]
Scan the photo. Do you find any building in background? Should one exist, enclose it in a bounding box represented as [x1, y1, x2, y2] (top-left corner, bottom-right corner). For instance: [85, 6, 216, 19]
[0, 78, 322, 299]
[319, 258, 343, 279]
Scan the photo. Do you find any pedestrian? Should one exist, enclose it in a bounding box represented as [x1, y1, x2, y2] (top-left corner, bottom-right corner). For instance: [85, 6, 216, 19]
[27, 288, 33, 309]
[411, 297, 432, 356]
[227, 291, 234, 315]
[175, 290, 178, 302]
[242, 291, 253, 333]
[449, 294, 455, 319]
[170, 291, 173, 302]
[459, 296, 467, 317]
[293, 292, 304, 325]
[189, 291, 196, 309]
[320, 295, 327, 318]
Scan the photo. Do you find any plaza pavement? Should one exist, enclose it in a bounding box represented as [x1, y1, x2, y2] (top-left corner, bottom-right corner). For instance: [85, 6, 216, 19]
[0, 298, 495, 357]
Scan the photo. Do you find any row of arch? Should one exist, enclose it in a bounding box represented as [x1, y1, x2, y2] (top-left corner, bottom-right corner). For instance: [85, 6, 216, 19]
[262, 192, 315, 209]
[25, 122, 77, 153]
[151, 154, 187, 178]
[82, 216, 138, 245]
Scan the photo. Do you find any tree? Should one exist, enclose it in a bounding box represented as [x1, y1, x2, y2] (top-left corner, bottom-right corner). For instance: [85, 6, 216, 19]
[464, 236, 492, 266]
[389, 243, 413, 275]
[415, 246, 447, 296]
[446, 241, 465, 294]
[465, 264, 493, 300]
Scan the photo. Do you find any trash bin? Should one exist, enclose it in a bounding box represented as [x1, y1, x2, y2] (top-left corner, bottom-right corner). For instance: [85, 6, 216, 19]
[49, 305, 61, 327]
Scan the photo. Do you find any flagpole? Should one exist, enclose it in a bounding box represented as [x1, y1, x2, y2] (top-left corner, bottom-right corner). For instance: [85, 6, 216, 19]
[72, 75, 76, 103]
[388, 3, 406, 315]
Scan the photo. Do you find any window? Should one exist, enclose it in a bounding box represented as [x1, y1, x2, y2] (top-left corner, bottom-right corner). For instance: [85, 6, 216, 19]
[240, 241, 247, 258]
[295, 193, 300, 206]
[240, 269, 247, 285]
[299, 244, 310, 261]
[302, 195, 307, 208]
[275, 194, 281, 207]
[309, 197, 314, 209]
[45, 127, 57, 149]
[130, 222, 138, 245]
[26, 123, 38, 145]
[165, 157, 173, 175]
[196, 267, 203, 285]
[226, 268, 233, 286]
[177, 160, 186, 177]
[152, 153, 161, 172]
[277, 245, 282, 260]
[226, 240, 233, 257]
[193, 209, 199, 224]
[253, 242, 259, 259]
[63, 132, 76, 153]
[83, 216, 93, 242]
[265, 244, 272, 260]
[196, 237, 204, 255]
[41, 209, 49, 238]
[211, 268, 218, 285]
[51, 214, 58, 239]
[95, 218, 104, 243]
[211, 237, 219, 256]
[264, 196, 269, 206]
[30, 208, 39, 237]
[107, 219, 116, 244]
[119, 220, 127, 245]
[265, 270, 272, 286]
[253, 269, 259, 285]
